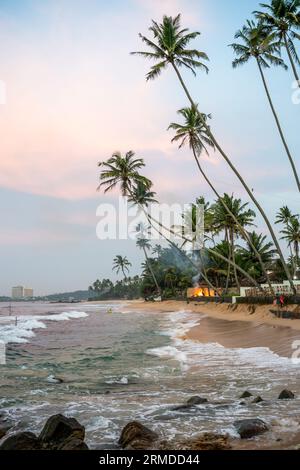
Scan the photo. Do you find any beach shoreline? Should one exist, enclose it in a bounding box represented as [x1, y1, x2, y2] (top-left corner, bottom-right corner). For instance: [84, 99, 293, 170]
[113, 299, 300, 359]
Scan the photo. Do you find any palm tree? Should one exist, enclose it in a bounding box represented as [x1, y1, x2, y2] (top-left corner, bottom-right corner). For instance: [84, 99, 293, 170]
[112, 255, 132, 279]
[238, 232, 277, 280]
[254, 0, 300, 85]
[132, 14, 295, 293]
[152, 244, 163, 257]
[136, 224, 161, 295]
[168, 105, 274, 293]
[212, 194, 256, 290]
[276, 205, 299, 272]
[98, 151, 152, 196]
[230, 20, 300, 192]
[281, 215, 300, 276]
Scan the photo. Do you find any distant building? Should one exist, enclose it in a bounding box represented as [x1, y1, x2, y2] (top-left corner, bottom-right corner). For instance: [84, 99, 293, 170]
[11, 286, 34, 299]
[24, 288, 34, 298]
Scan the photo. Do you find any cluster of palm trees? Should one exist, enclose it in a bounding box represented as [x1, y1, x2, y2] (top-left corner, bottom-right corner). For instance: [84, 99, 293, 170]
[96, 1, 299, 299]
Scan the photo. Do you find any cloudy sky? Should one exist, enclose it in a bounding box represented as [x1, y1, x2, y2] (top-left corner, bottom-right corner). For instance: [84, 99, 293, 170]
[0, 0, 299, 295]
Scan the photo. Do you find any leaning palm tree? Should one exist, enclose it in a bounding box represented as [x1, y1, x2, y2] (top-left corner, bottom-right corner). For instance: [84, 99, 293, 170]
[230, 20, 300, 192]
[135, 231, 161, 296]
[254, 0, 300, 85]
[132, 14, 295, 293]
[112, 255, 132, 279]
[168, 105, 274, 293]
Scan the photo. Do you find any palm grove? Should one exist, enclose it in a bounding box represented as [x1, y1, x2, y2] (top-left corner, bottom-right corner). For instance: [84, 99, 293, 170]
[91, 1, 300, 300]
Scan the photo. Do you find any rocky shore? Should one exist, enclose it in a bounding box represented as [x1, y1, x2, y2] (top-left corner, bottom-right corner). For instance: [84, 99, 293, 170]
[0, 389, 297, 451]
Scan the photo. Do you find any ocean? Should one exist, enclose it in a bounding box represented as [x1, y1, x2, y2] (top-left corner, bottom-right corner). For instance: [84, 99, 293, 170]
[0, 301, 300, 449]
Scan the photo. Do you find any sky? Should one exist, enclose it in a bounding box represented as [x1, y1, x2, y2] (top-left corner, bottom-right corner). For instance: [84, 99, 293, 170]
[0, 0, 299, 296]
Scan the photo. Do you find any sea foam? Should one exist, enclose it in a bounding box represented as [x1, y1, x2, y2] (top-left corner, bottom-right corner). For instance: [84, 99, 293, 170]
[0, 310, 88, 345]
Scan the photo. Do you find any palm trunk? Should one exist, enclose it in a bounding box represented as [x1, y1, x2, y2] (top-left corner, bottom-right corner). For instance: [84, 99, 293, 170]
[146, 205, 262, 291]
[171, 62, 296, 294]
[191, 144, 275, 294]
[230, 229, 240, 291]
[225, 233, 231, 294]
[129, 191, 220, 295]
[257, 59, 300, 192]
[283, 32, 300, 87]
[143, 246, 161, 296]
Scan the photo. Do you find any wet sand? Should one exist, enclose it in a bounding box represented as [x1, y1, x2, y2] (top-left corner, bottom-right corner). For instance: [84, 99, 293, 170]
[120, 300, 300, 357]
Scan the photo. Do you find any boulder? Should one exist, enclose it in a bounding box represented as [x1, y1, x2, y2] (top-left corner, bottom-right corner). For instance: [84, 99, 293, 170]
[278, 389, 295, 400]
[39, 414, 85, 447]
[119, 421, 159, 450]
[57, 436, 89, 450]
[186, 396, 208, 406]
[0, 432, 41, 450]
[234, 419, 269, 439]
[252, 396, 264, 404]
[239, 391, 253, 399]
[172, 405, 195, 412]
[171, 433, 231, 451]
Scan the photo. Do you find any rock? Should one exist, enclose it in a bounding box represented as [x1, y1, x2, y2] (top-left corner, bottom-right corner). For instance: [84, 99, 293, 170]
[57, 436, 89, 450]
[0, 432, 41, 450]
[172, 405, 195, 412]
[170, 433, 231, 451]
[186, 396, 208, 406]
[39, 414, 85, 447]
[278, 389, 295, 400]
[0, 415, 11, 439]
[119, 421, 159, 450]
[234, 419, 269, 439]
[252, 396, 264, 404]
[46, 375, 64, 384]
[239, 391, 253, 399]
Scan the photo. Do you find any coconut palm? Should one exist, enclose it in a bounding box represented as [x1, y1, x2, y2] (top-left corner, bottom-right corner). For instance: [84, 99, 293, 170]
[275, 205, 297, 225]
[238, 232, 277, 280]
[280, 216, 300, 276]
[212, 194, 256, 290]
[98, 151, 152, 196]
[230, 20, 300, 192]
[136, 235, 162, 296]
[112, 255, 132, 279]
[276, 205, 299, 272]
[254, 0, 300, 85]
[168, 105, 274, 292]
[132, 14, 295, 293]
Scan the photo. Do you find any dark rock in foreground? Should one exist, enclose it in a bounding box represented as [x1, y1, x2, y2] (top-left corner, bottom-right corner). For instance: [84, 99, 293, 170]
[0, 414, 89, 450]
[234, 419, 269, 439]
[39, 414, 85, 446]
[119, 421, 159, 450]
[252, 396, 264, 404]
[278, 389, 295, 400]
[239, 391, 253, 399]
[186, 396, 208, 406]
[171, 433, 231, 451]
[0, 432, 41, 450]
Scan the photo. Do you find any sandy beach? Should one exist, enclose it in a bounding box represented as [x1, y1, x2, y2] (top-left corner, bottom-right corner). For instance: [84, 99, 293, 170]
[123, 300, 300, 357]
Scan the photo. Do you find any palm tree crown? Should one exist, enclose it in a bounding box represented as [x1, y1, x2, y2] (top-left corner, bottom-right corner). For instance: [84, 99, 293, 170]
[98, 151, 151, 196]
[230, 20, 287, 69]
[112, 255, 132, 278]
[128, 180, 158, 207]
[254, 0, 300, 66]
[131, 14, 209, 80]
[168, 106, 215, 156]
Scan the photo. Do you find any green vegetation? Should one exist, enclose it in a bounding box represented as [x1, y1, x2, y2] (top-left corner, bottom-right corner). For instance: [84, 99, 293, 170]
[92, 1, 299, 300]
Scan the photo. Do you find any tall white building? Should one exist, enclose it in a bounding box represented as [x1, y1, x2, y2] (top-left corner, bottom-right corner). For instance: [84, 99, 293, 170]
[11, 286, 34, 299]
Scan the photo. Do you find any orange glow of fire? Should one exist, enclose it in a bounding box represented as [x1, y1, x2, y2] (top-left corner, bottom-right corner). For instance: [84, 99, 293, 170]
[188, 287, 215, 298]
